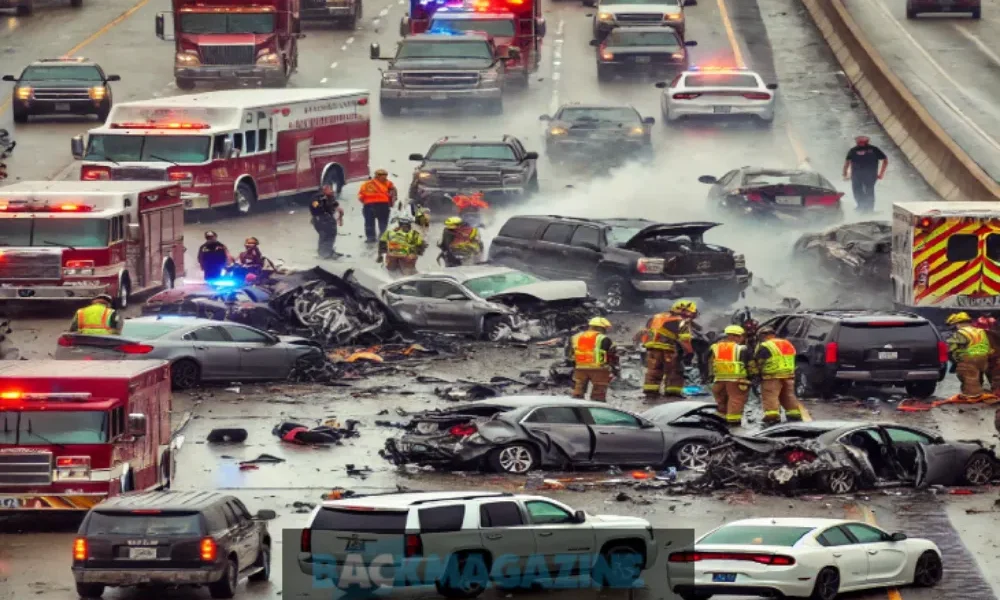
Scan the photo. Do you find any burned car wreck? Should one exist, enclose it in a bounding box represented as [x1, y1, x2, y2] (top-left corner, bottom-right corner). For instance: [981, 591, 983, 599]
[794, 220, 890, 284]
[381, 397, 728, 473]
[700, 420, 998, 494]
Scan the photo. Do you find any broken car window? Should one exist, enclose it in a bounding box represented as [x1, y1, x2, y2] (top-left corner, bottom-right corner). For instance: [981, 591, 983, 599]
[817, 526, 853, 547]
[419, 505, 466, 533]
[804, 320, 833, 341]
[480, 502, 524, 527]
[525, 501, 573, 525]
[883, 427, 933, 444]
[843, 523, 887, 544]
[524, 407, 583, 424]
[388, 283, 425, 297]
[699, 525, 813, 546]
[779, 317, 806, 338]
[946, 234, 977, 262]
[588, 408, 640, 427]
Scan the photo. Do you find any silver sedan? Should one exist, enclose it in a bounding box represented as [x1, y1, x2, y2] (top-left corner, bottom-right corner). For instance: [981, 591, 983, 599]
[656, 67, 777, 125]
[55, 316, 323, 389]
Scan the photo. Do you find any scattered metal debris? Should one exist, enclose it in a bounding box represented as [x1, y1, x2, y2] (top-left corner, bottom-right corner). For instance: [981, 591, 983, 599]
[206, 428, 248, 443]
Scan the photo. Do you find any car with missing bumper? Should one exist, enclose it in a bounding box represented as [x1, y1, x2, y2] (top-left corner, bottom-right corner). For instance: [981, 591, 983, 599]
[698, 167, 844, 225]
[3, 58, 119, 124]
[656, 66, 777, 126]
[72, 490, 275, 599]
[488, 215, 751, 310]
[591, 26, 695, 81]
[590, 0, 694, 39]
[541, 104, 654, 164]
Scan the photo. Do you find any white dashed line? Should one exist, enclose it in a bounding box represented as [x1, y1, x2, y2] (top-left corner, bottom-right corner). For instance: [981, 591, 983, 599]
[379, 7, 390, 16]
[398, 0, 404, 5]
[331, 62, 339, 69]
[373, 18, 381, 27]
[346, 36, 355, 44]
[549, 19, 565, 115]
[321, 77, 328, 83]
[341, 45, 348, 50]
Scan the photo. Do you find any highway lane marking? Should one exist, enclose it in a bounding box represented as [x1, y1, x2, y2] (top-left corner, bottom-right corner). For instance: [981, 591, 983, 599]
[321, 77, 329, 83]
[331, 62, 339, 69]
[548, 19, 564, 115]
[953, 24, 1000, 73]
[845, 503, 904, 600]
[0, 0, 153, 115]
[379, 7, 390, 17]
[346, 36, 355, 44]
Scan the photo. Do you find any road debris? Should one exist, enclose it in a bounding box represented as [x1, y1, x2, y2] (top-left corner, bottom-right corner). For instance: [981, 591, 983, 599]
[273, 419, 361, 445]
[206, 428, 248, 443]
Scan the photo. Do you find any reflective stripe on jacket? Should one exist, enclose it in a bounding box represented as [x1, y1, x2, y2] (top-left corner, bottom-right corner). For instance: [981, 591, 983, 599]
[358, 179, 393, 204]
[760, 338, 796, 379]
[76, 304, 114, 335]
[449, 226, 482, 256]
[711, 342, 748, 382]
[573, 331, 608, 369]
[382, 228, 422, 257]
[952, 326, 990, 359]
[642, 313, 689, 351]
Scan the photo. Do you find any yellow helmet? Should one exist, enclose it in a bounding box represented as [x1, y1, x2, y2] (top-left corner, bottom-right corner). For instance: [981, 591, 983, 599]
[589, 317, 612, 329]
[445, 216, 462, 229]
[724, 325, 745, 336]
[671, 300, 698, 315]
[946, 312, 972, 325]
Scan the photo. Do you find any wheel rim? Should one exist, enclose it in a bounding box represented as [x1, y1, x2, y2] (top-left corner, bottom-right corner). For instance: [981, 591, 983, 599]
[498, 446, 533, 473]
[458, 558, 485, 593]
[827, 470, 854, 494]
[605, 283, 623, 309]
[795, 372, 807, 397]
[818, 570, 839, 600]
[676, 442, 710, 470]
[915, 553, 941, 585]
[236, 188, 251, 213]
[174, 363, 198, 388]
[118, 283, 128, 308]
[965, 455, 993, 485]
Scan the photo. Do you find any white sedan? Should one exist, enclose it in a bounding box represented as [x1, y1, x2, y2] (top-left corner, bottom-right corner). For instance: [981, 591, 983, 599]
[655, 66, 777, 126]
[667, 517, 942, 600]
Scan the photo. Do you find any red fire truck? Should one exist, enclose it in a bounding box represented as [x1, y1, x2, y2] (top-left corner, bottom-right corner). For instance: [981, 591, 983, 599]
[0, 360, 175, 511]
[0, 181, 185, 309]
[155, 0, 303, 90]
[72, 89, 371, 215]
[401, 0, 545, 82]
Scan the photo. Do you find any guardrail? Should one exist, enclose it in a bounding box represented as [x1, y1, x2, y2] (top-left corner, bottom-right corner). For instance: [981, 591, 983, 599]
[799, 0, 1000, 202]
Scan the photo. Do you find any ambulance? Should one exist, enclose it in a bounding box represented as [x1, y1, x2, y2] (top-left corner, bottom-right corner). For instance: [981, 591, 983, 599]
[892, 202, 1000, 317]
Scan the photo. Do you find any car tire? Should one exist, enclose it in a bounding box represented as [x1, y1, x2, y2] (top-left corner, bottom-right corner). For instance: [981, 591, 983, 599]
[171, 359, 201, 390]
[906, 7, 917, 17]
[209, 558, 238, 599]
[597, 66, 613, 82]
[234, 180, 257, 215]
[97, 103, 111, 122]
[904, 380, 936, 399]
[913, 550, 943, 587]
[380, 100, 402, 117]
[484, 315, 513, 342]
[488, 443, 538, 474]
[601, 275, 640, 310]
[817, 469, 856, 494]
[12, 108, 28, 124]
[115, 277, 131, 310]
[593, 542, 645, 588]
[75, 583, 105, 598]
[672, 440, 712, 470]
[488, 98, 503, 115]
[962, 452, 994, 486]
[971, 7, 980, 18]
[249, 544, 271, 582]
[756, 117, 773, 129]
[176, 78, 196, 90]
[806, 567, 839, 600]
[436, 552, 489, 599]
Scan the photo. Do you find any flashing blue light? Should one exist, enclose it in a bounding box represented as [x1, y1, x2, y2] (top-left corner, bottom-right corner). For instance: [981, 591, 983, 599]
[207, 277, 238, 288]
[428, 25, 461, 34]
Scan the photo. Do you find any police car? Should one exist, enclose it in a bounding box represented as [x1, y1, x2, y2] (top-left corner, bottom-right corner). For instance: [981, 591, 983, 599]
[655, 66, 777, 126]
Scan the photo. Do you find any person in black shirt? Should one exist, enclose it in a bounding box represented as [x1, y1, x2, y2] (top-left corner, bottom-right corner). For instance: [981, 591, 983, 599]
[843, 135, 888, 213]
[197, 231, 232, 280]
[311, 185, 345, 259]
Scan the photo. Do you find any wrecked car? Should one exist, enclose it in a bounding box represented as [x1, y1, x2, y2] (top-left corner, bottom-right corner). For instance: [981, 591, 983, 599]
[793, 220, 891, 284]
[381, 397, 728, 473]
[379, 265, 596, 341]
[142, 281, 280, 330]
[699, 167, 844, 225]
[703, 420, 997, 494]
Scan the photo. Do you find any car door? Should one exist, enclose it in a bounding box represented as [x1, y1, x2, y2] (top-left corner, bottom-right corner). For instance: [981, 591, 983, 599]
[478, 501, 536, 576]
[182, 326, 242, 380]
[220, 502, 252, 569]
[586, 407, 665, 465]
[423, 280, 479, 333]
[222, 324, 287, 379]
[519, 406, 594, 463]
[382, 281, 431, 328]
[880, 426, 948, 484]
[522, 499, 595, 576]
[533, 223, 577, 279]
[566, 225, 604, 279]
[231, 499, 262, 566]
[842, 523, 909, 585]
[816, 525, 870, 589]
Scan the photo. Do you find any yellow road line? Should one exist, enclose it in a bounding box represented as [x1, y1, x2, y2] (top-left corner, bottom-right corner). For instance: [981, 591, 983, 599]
[0, 0, 152, 115]
[715, 0, 745, 68]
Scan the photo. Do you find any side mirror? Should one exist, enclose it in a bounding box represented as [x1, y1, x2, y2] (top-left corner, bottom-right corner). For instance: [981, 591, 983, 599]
[685, 40, 698, 46]
[539, 114, 551, 121]
[643, 116, 655, 125]
[370, 43, 381, 60]
[446, 294, 468, 301]
[523, 151, 539, 160]
[106, 75, 121, 82]
[127, 413, 147, 437]
[698, 175, 718, 184]
[589, 39, 600, 47]
[1, 75, 15, 82]
[256, 509, 277, 520]
[654, 81, 668, 89]
[766, 83, 778, 90]
[889, 532, 907, 542]
[71, 135, 85, 160]
[408, 153, 424, 161]
[573, 510, 586, 523]
[536, 18, 547, 37]
[155, 14, 165, 39]
[127, 222, 141, 242]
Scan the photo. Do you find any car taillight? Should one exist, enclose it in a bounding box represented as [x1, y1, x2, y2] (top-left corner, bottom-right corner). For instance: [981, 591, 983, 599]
[672, 92, 700, 100]
[668, 551, 794, 565]
[785, 450, 816, 464]
[73, 538, 88, 561]
[301, 528, 312, 552]
[637, 258, 664, 274]
[404, 534, 423, 557]
[57, 335, 74, 347]
[938, 341, 949, 364]
[449, 425, 477, 437]
[825, 342, 838, 364]
[743, 92, 771, 100]
[116, 344, 155, 354]
[81, 167, 111, 181]
[201, 537, 217, 562]
[743, 191, 762, 202]
[803, 193, 843, 206]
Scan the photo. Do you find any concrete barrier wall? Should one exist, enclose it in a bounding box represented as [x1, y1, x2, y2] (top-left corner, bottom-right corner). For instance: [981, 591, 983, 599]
[799, 0, 1000, 202]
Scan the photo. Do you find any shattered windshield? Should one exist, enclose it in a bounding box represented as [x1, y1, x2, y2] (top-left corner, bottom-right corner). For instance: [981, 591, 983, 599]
[0, 219, 109, 248]
[7, 411, 108, 445]
[84, 134, 211, 163]
[464, 271, 541, 298]
[397, 41, 493, 60]
[700, 525, 813, 546]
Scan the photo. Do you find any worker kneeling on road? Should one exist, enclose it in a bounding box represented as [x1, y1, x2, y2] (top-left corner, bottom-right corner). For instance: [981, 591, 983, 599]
[439, 216, 484, 267]
[642, 300, 697, 400]
[755, 326, 804, 424]
[709, 325, 750, 428]
[946, 312, 993, 400]
[377, 216, 427, 276]
[568, 317, 619, 402]
[69, 294, 122, 335]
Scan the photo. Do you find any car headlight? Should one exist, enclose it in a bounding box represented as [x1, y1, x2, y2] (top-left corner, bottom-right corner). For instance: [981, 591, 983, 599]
[548, 127, 567, 136]
[628, 126, 645, 136]
[256, 52, 280, 65]
[601, 51, 614, 61]
[598, 11, 613, 20]
[481, 71, 500, 83]
[175, 51, 200, 66]
[89, 86, 106, 101]
[15, 86, 32, 100]
[417, 171, 434, 181]
[503, 173, 523, 184]
[664, 13, 682, 21]
[382, 71, 400, 83]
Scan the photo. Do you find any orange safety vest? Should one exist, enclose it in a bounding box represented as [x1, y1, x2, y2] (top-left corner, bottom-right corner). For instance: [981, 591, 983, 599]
[453, 192, 489, 211]
[573, 330, 608, 369]
[359, 179, 393, 204]
[449, 226, 480, 255]
[711, 342, 748, 382]
[642, 313, 687, 351]
[760, 338, 797, 379]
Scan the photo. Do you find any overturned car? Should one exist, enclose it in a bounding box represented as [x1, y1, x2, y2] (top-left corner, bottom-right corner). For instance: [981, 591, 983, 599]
[793, 220, 890, 284]
[701, 420, 998, 494]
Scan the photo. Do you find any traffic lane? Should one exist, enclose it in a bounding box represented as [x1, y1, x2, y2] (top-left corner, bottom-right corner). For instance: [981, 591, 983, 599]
[943, 494, 1000, 598]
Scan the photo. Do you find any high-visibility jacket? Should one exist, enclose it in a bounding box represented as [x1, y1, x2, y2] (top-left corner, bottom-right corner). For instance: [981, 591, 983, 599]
[759, 338, 797, 379]
[447, 226, 482, 256]
[950, 326, 990, 359]
[75, 304, 116, 335]
[572, 330, 609, 369]
[381, 228, 423, 258]
[358, 179, 394, 204]
[642, 313, 691, 352]
[710, 342, 748, 382]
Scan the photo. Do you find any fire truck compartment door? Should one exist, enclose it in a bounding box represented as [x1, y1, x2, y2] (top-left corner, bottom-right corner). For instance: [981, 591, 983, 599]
[296, 137, 315, 191]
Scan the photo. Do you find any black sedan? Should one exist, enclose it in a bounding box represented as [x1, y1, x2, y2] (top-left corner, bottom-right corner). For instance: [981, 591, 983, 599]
[381, 397, 727, 473]
[540, 103, 654, 165]
[698, 167, 844, 225]
[3, 58, 119, 123]
[591, 26, 696, 81]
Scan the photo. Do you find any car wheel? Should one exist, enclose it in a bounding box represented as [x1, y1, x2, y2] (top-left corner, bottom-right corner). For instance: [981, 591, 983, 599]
[971, 7, 980, 18]
[672, 440, 711, 470]
[249, 544, 271, 582]
[115, 277, 131, 310]
[234, 180, 257, 215]
[380, 99, 402, 117]
[817, 469, 856, 494]
[436, 552, 489, 599]
[484, 315, 513, 342]
[904, 380, 936, 399]
[209, 558, 238, 599]
[97, 104, 111, 122]
[488, 98, 503, 115]
[794, 367, 816, 398]
[602, 275, 639, 310]
[808, 567, 840, 600]
[594, 542, 645, 588]
[176, 78, 196, 90]
[913, 550, 943, 587]
[75, 583, 105, 599]
[962, 453, 994, 485]
[12, 108, 28, 124]
[170, 359, 201, 390]
[906, 7, 917, 17]
[489, 443, 537, 474]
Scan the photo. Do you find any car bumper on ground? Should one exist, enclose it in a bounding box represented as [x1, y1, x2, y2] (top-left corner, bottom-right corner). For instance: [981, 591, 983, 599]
[14, 99, 107, 116]
[175, 66, 286, 84]
[630, 271, 752, 297]
[73, 567, 226, 585]
[380, 87, 502, 104]
[0, 284, 110, 300]
[666, 100, 774, 121]
[833, 368, 943, 383]
[302, 5, 354, 18]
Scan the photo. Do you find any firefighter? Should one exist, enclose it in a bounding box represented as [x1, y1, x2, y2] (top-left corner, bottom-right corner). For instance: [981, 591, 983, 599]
[946, 312, 992, 399]
[755, 326, 805, 425]
[311, 185, 345, 259]
[377, 216, 426, 275]
[642, 300, 697, 399]
[69, 295, 122, 335]
[358, 169, 397, 244]
[197, 231, 232, 280]
[439, 216, 484, 267]
[708, 325, 750, 428]
[567, 317, 619, 402]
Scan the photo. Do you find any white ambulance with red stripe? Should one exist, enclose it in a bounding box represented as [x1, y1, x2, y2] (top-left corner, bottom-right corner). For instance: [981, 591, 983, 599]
[71, 89, 371, 215]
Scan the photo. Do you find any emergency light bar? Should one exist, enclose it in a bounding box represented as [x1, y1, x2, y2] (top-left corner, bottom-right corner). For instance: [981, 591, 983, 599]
[109, 122, 210, 130]
[0, 392, 93, 401]
[0, 201, 93, 212]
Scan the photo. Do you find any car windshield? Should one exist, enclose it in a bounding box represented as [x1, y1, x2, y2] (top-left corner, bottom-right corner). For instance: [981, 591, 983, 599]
[87, 512, 203, 535]
[0, 219, 109, 248]
[426, 144, 517, 161]
[684, 73, 759, 88]
[397, 40, 493, 60]
[0, 411, 109, 445]
[20, 65, 103, 82]
[558, 107, 640, 123]
[744, 171, 833, 188]
[84, 134, 212, 163]
[179, 13, 275, 34]
[700, 525, 814, 546]
[122, 321, 185, 340]
[430, 18, 516, 37]
[607, 30, 681, 48]
[463, 271, 541, 298]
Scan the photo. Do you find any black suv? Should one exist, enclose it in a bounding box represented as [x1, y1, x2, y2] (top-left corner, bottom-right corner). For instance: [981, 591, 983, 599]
[408, 135, 539, 211]
[3, 58, 119, 123]
[72, 491, 275, 599]
[540, 103, 654, 164]
[759, 310, 948, 399]
[488, 215, 751, 309]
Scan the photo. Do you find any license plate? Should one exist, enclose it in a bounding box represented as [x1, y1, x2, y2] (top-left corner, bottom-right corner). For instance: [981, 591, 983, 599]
[713, 106, 731, 114]
[775, 196, 802, 205]
[0, 497, 22, 509]
[128, 547, 157, 560]
[634, 56, 651, 63]
[55, 103, 71, 112]
[878, 351, 898, 360]
[712, 573, 737, 583]
[430, 94, 448, 100]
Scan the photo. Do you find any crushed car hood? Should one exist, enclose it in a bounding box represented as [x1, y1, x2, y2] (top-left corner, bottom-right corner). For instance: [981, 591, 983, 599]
[622, 222, 721, 249]
[489, 280, 589, 302]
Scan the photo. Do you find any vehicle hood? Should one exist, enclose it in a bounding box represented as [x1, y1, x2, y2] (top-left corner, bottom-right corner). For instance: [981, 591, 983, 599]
[622, 222, 721, 248]
[604, 45, 685, 54]
[390, 57, 494, 70]
[421, 159, 526, 174]
[588, 514, 651, 527]
[604, 4, 682, 15]
[488, 280, 589, 302]
[185, 33, 273, 46]
[18, 80, 99, 89]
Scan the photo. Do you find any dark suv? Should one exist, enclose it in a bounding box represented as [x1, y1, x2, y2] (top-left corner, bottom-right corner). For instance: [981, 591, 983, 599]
[72, 491, 275, 599]
[759, 310, 948, 399]
[3, 58, 119, 124]
[488, 215, 751, 309]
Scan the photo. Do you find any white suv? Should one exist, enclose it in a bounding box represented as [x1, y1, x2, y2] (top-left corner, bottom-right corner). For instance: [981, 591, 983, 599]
[298, 491, 658, 598]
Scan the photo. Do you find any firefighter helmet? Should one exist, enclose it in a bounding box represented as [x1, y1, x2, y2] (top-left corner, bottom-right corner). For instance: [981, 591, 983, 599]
[445, 217, 463, 229]
[94, 294, 113, 304]
[671, 300, 698, 315]
[397, 215, 413, 225]
[589, 317, 612, 330]
[724, 325, 745, 336]
[374, 169, 388, 177]
[946, 312, 972, 325]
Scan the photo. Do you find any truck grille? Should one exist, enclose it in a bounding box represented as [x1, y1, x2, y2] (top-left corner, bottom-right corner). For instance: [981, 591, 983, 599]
[0, 452, 53, 487]
[615, 12, 665, 23]
[437, 171, 503, 187]
[111, 167, 168, 181]
[200, 44, 256, 66]
[31, 88, 91, 101]
[401, 72, 480, 88]
[0, 251, 62, 281]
